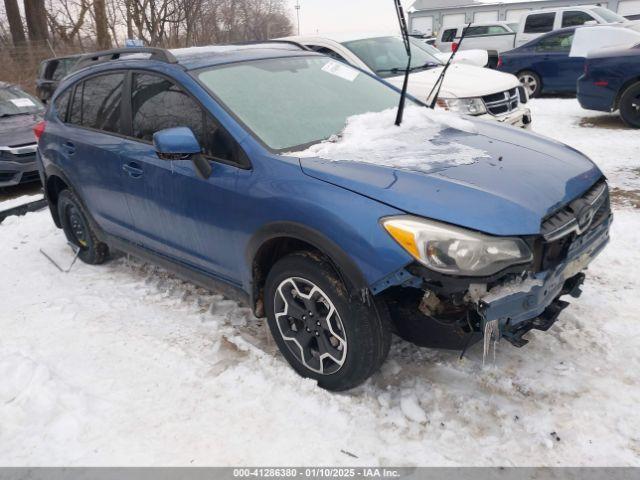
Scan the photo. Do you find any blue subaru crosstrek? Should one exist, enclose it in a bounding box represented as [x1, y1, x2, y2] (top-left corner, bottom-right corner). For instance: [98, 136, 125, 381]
[35, 45, 612, 391]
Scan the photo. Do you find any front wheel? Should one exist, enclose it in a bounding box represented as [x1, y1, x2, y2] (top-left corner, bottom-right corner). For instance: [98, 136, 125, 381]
[518, 70, 542, 98]
[264, 252, 391, 391]
[619, 82, 640, 128]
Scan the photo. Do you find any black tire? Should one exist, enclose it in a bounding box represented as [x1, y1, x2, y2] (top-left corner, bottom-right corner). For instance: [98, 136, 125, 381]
[619, 82, 640, 129]
[57, 189, 109, 265]
[264, 251, 391, 391]
[518, 70, 542, 98]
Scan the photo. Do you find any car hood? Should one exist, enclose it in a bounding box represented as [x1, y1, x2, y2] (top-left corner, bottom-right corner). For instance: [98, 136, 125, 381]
[299, 121, 602, 236]
[386, 63, 520, 101]
[0, 113, 41, 147]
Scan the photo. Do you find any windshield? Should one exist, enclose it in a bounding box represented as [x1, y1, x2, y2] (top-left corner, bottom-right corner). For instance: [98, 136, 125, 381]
[197, 56, 414, 151]
[0, 86, 44, 117]
[592, 7, 627, 23]
[342, 36, 443, 78]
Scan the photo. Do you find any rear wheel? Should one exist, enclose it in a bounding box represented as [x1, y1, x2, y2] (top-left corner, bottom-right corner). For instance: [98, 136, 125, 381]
[619, 82, 640, 128]
[264, 252, 391, 391]
[518, 70, 541, 98]
[57, 189, 109, 265]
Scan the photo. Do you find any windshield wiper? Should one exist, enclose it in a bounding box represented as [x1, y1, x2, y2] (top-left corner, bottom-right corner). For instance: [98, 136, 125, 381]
[377, 62, 440, 75]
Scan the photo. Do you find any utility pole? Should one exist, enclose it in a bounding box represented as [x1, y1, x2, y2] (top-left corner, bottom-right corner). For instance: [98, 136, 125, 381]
[295, 0, 301, 35]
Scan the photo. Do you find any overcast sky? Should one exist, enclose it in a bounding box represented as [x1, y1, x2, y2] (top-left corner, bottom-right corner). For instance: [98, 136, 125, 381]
[285, 0, 411, 35]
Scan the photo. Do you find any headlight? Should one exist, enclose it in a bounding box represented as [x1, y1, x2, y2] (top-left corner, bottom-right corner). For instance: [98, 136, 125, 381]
[436, 97, 487, 115]
[382, 216, 533, 276]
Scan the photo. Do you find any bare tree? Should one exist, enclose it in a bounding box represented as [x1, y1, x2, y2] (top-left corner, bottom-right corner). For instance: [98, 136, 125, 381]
[24, 0, 49, 42]
[93, 0, 111, 49]
[3, 0, 26, 45]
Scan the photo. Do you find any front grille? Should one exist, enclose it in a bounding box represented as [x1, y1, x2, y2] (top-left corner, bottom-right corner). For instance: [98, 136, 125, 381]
[541, 179, 610, 242]
[483, 88, 519, 116]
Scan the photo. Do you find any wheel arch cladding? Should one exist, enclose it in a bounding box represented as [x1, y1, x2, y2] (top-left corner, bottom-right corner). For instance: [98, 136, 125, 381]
[247, 222, 371, 317]
[45, 174, 70, 227]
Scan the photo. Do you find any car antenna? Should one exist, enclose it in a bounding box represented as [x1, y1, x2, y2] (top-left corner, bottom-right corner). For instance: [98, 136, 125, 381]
[427, 23, 472, 109]
[394, 0, 411, 126]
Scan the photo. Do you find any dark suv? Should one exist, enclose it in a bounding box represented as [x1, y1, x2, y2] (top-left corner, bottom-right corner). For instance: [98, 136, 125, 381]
[36, 46, 611, 391]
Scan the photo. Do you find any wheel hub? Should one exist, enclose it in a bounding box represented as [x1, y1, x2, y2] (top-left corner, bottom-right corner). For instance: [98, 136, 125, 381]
[274, 277, 347, 375]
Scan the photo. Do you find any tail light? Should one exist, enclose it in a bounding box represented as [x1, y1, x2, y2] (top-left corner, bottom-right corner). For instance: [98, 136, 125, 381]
[594, 81, 609, 87]
[33, 120, 46, 141]
[497, 56, 503, 68]
[451, 42, 459, 52]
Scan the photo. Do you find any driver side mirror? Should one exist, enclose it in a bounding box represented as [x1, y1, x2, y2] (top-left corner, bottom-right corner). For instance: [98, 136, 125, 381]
[153, 127, 212, 179]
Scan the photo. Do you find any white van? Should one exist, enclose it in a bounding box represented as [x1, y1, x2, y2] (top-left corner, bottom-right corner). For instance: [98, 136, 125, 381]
[514, 5, 637, 46]
[436, 6, 638, 54]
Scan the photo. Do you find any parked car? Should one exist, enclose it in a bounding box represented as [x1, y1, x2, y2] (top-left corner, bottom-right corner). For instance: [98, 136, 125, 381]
[514, 5, 639, 47]
[497, 27, 582, 97]
[578, 38, 640, 127]
[36, 54, 81, 103]
[436, 21, 517, 55]
[284, 34, 532, 128]
[0, 82, 45, 188]
[413, 39, 490, 67]
[37, 45, 611, 391]
[438, 7, 638, 56]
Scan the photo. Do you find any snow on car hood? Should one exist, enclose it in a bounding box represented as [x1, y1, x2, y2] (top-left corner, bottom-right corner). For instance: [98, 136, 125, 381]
[296, 108, 603, 236]
[294, 107, 488, 174]
[386, 63, 520, 101]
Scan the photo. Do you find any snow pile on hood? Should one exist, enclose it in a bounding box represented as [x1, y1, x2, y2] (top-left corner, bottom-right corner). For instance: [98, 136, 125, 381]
[293, 106, 488, 174]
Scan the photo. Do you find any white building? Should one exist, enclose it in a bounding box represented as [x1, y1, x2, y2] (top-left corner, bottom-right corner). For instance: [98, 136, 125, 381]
[408, 0, 640, 35]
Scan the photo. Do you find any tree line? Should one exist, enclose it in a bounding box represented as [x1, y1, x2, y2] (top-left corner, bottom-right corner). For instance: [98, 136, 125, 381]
[1, 0, 294, 50]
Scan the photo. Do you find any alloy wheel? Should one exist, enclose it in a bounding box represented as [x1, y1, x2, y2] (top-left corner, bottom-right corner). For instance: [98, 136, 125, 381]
[273, 277, 347, 375]
[519, 74, 538, 97]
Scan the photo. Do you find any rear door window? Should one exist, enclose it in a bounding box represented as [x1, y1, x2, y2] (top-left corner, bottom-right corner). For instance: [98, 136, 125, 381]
[524, 12, 555, 33]
[535, 32, 574, 52]
[130, 73, 240, 164]
[562, 10, 595, 27]
[465, 26, 489, 37]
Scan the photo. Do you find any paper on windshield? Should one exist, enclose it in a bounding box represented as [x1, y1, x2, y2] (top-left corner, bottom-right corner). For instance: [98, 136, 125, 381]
[321, 61, 359, 82]
[9, 98, 36, 108]
[570, 25, 640, 57]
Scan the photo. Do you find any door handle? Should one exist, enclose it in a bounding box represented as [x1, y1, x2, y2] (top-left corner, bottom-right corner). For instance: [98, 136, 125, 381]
[122, 162, 143, 178]
[63, 141, 76, 155]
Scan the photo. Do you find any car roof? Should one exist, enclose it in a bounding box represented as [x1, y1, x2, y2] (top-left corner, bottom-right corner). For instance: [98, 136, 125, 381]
[169, 43, 310, 69]
[66, 43, 315, 78]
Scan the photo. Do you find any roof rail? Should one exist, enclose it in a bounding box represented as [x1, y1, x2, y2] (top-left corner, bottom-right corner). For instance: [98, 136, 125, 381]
[72, 47, 178, 72]
[231, 40, 311, 51]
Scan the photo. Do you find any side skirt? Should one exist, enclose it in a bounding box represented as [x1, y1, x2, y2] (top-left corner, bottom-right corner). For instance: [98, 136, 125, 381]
[103, 233, 251, 308]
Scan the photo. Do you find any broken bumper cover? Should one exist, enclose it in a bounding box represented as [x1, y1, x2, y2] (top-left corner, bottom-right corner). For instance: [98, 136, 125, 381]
[478, 214, 612, 344]
[478, 107, 532, 129]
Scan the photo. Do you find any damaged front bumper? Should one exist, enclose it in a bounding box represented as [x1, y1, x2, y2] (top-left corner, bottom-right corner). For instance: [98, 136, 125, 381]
[476, 214, 612, 346]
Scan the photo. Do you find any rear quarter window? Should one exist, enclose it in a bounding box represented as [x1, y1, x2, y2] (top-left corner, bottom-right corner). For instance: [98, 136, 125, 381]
[441, 29, 457, 42]
[67, 73, 124, 134]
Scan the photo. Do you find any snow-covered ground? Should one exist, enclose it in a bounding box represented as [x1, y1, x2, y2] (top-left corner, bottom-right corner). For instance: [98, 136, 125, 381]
[1, 99, 639, 466]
